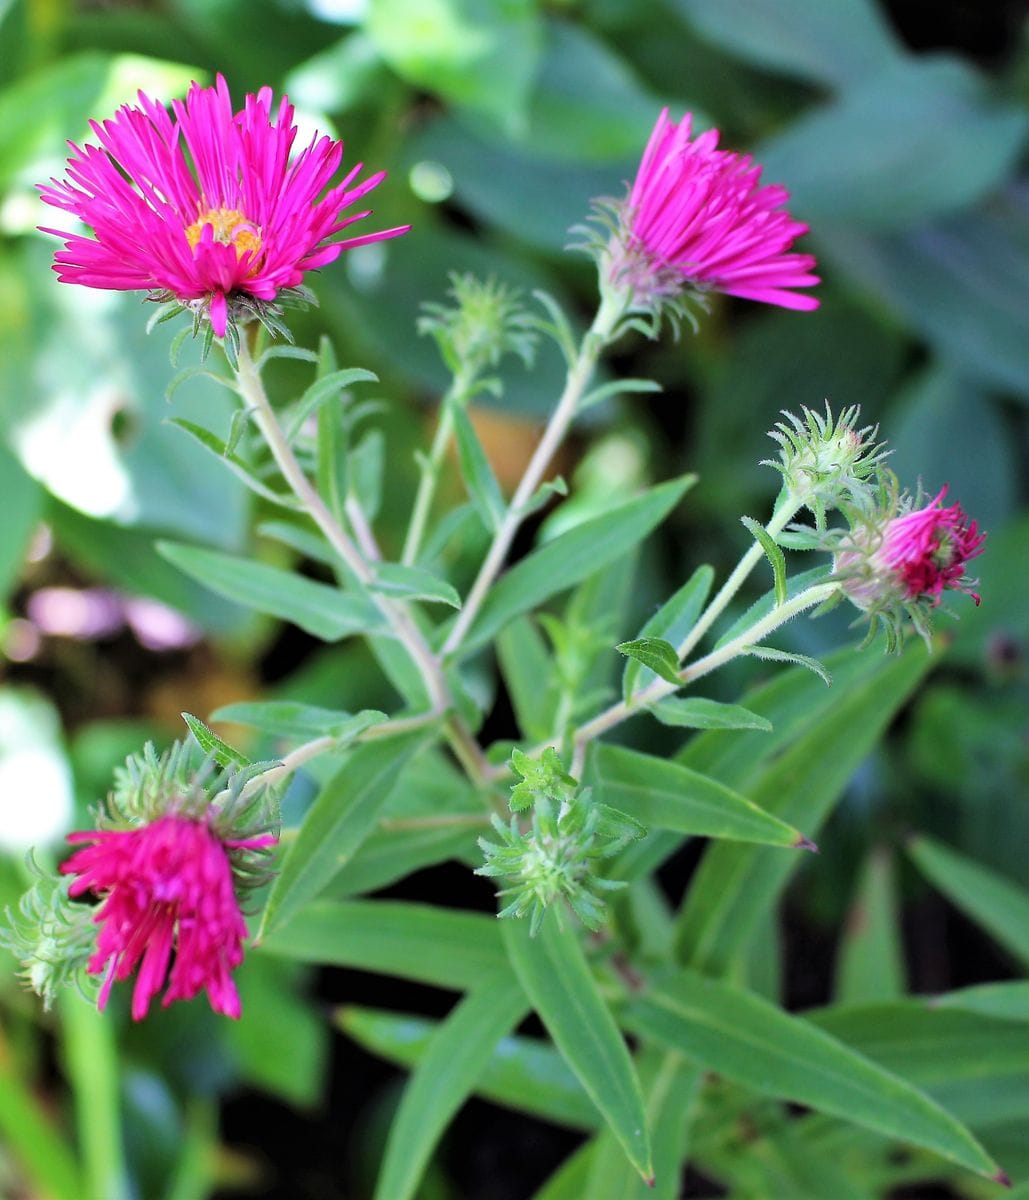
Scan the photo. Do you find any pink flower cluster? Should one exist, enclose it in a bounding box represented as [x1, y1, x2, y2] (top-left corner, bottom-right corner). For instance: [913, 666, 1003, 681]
[39, 75, 408, 335]
[877, 487, 985, 606]
[618, 109, 819, 311]
[61, 814, 274, 1020]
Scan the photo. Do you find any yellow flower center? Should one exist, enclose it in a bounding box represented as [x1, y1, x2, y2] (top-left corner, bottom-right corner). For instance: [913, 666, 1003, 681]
[185, 207, 262, 261]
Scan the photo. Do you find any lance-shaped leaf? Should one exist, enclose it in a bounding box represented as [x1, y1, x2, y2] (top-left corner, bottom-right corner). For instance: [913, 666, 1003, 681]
[622, 566, 713, 701]
[502, 914, 653, 1182]
[258, 731, 427, 937]
[373, 974, 529, 1200]
[157, 541, 384, 641]
[649, 697, 772, 733]
[623, 970, 1002, 1181]
[590, 744, 812, 849]
[260, 901, 506, 990]
[452, 405, 506, 533]
[741, 516, 788, 606]
[459, 476, 696, 657]
[371, 562, 461, 608]
[835, 848, 906, 1004]
[209, 702, 387, 744]
[908, 836, 1029, 968]
[616, 637, 682, 686]
[169, 419, 297, 508]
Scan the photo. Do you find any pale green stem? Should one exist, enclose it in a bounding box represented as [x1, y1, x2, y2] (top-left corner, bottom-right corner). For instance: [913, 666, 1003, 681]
[441, 290, 627, 658]
[233, 340, 489, 785]
[345, 493, 382, 562]
[402, 370, 474, 566]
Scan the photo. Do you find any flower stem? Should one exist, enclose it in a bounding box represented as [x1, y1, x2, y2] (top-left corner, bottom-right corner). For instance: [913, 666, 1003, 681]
[233, 339, 489, 785]
[441, 290, 626, 658]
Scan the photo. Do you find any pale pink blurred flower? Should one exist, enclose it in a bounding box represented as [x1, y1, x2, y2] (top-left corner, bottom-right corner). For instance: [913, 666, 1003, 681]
[611, 109, 819, 312]
[61, 814, 275, 1020]
[39, 74, 408, 336]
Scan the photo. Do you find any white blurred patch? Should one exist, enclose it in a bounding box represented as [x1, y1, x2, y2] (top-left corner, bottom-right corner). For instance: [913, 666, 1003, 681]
[0, 690, 73, 851]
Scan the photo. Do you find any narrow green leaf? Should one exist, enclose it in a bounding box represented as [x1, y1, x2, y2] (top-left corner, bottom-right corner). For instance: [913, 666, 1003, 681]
[374, 975, 529, 1200]
[164, 1100, 217, 1200]
[580, 378, 662, 411]
[748, 645, 833, 687]
[258, 732, 427, 937]
[461, 476, 696, 657]
[496, 616, 559, 741]
[741, 516, 788, 606]
[502, 914, 653, 1181]
[261, 901, 506, 990]
[586, 1048, 702, 1200]
[715, 565, 832, 648]
[371, 562, 461, 608]
[531, 289, 578, 366]
[533, 1143, 595, 1200]
[209, 702, 386, 744]
[616, 637, 682, 686]
[169, 418, 297, 508]
[650, 697, 772, 732]
[285, 367, 378, 441]
[452, 405, 506, 533]
[624, 970, 1001, 1180]
[590, 744, 810, 849]
[179, 712, 250, 769]
[257, 519, 337, 568]
[934, 981, 1029, 1023]
[256, 345, 319, 368]
[908, 836, 1029, 969]
[623, 566, 714, 701]
[350, 428, 385, 520]
[835, 848, 906, 1003]
[328, 822, 482, 899]
[157, 541, 385, 641]
[676, 644, 934, 975]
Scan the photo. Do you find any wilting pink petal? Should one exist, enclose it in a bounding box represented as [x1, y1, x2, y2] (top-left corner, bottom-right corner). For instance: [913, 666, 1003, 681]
[614, 109, 819, 311]
[61, 815, 275, 1019]
[877, 486, 985, 606]
[39, 74, 409, 330]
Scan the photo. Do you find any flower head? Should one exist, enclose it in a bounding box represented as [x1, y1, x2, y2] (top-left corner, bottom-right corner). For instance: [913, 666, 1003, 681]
[607, 109, 819, 315]
[39, 74, 409, 338]
[835, 485, 985, 648]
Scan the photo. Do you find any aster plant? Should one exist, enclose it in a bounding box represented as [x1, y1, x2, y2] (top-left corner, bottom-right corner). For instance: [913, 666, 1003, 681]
[6, 80, 1007, 1200]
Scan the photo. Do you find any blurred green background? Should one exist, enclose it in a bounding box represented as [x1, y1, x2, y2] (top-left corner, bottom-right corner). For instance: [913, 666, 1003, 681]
[0, 0, 1027, 1197]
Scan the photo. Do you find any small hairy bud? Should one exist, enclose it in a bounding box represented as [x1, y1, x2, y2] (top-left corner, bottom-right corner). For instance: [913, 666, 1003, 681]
[418, 273, 537, 379]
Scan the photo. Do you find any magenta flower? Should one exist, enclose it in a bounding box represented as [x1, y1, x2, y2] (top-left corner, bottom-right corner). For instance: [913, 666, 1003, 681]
[876, 487, 985, 606]
[61, 814, 275, 1020]
[612, 109, 819, 311]
[39, 74, 409, 336]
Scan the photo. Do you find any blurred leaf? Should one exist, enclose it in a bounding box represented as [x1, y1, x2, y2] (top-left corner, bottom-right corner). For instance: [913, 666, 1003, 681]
[502, 913, 653, 1181]
[496, 616, 559, 741]
[589, 744, 808, 848]
[533, 1144, 595, 1200]
[458, 475, 695, 656]
[623, 970, 1001, 1180]
[336, 1004, 599, 1129]
[259, 730, 427, 937]
[677, 643, 934, 975]
[935, 982, 1029, 1023]
[759, 58, 1028, 230]
[451, 406, 505, 533]
[948, 513, 1029, 666]
[908, 836, 1029, 969]
[261, 900, 506, 990]
[373, 974, 528, 1200]
[365, 0, 542, 134]
[157, 541, 385, 641]
[669, 0, 899, 88]
[210, 701, 386, 743]
[0, 444, 41, 600]
[650, 696, 772, 732]
[371, 562, 461, 608]
[835, 848, 907, 1004]
[622, 566, 713, 701]
[284, 31, 388, 113]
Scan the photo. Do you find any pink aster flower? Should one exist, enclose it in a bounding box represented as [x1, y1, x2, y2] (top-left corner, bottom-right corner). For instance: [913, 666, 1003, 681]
[610, 109, 819, 312]
[876, 487, 985, 606]
[38, 74, 409, 336]
[61, 814, 275, 1020]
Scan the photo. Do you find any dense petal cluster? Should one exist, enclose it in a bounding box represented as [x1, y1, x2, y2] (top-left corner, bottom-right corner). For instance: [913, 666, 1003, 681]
[612, 109, 819, 312]
[876, 487, 985, 605]
[39, 74, 408, 335]
[61, 814, 274, 1020]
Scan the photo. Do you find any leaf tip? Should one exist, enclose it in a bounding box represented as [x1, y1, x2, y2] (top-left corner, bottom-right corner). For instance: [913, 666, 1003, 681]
[794, 835, 819, 854]
[644, 1175, 656, 1189]
[992, 1169, 1012, 1189]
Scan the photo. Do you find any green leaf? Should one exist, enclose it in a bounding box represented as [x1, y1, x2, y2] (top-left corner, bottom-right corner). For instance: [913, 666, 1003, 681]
[157, 541, 385, 641]
[261, 900, 506, 991]
[169, 418, 297, 509]
[496, 616, 559, 741]
[935, 982, 1029, 1024]
[533, 1144, 595, 1200]
[461, 476, 696, 657]
[285, 367, 378, 442]
[740, 516, 788, 607]
[209, 702, 387, 744]
[747, 645, 833, 687]
[451, 405, 506, 533]
[350, 429, 385, 520]
[590, 744, 809, 849]
[502, 913, 653, 1182]
[649, 697, 772, 733]
[0, 445, 41, 601]
[371, 562, 461, 608]
[835, 848, 906, 1004]
[615, 637, 681, 686]
[623, 970, 1001, 1180]
[327, 821, 482, 900]
[908, 836, 1029, 969]
[373, 975, 529, 1200]
[181, 712, 250, 769]
[715, 565, 832, 649]
[258, 731, 427, 937]
[622, 566, 714, 701]
[676, 644, 934, 975]
[366, 0, 543, 134]
[580, 378, 662, 411]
